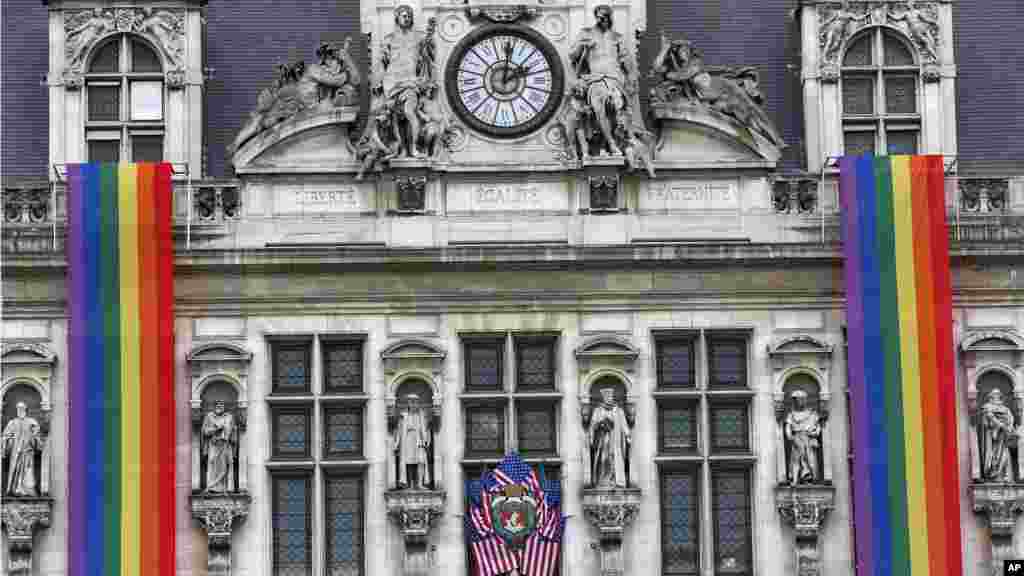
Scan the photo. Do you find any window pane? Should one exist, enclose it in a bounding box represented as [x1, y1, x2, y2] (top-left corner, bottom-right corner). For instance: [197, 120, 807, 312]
[273, 407, 310, 459]
[466, 340, 503, 391]
[709, 339, 746, 388]
[273, 476, 311, 576]
[710, 404, 749, 452]
[325, 475, 364, 576]
[131, 39, 162, 73]
[88, 85, 120, 121]
[712, 470, 752, 575]
[659, 402, 697, 454]
[661, 470, 699, 576]
[842, 76, 874, 115]
[324, 342, 363, 393]
[130, 81, 163, 120]
[517, 402, 556, 456]
[884, 33, 915, 66]
[132, 135, 163, 163]
[887, 131, 918, 155]
[88, 140, 120, 163]
[89, 40, 119, 73]
[842, 35, 872, 67]
[273, 344, 311, 393]
[324, 407, 362, 459]
[885, 76, 917, 114]
[657, 339, 695, 388]
[465, 405, 505, 457]
[516, 338, 555, 391]
[844, 131, 876, 156]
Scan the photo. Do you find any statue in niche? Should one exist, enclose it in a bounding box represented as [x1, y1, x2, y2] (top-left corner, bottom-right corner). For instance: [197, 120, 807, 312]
[819, 0, 869, 65]
[202, 400, 237, 493]
[887, 0, 940, 62]
[567, 5, 637, 158]
[980, 389, 1018, 483]
[649, 32, 785, 147]
[394, 394, 432, 489]
[2, 402, 42, 497]
[784, 390, 822, 485]
[231, 40, 360, 152]
[588, 388, 632, 488]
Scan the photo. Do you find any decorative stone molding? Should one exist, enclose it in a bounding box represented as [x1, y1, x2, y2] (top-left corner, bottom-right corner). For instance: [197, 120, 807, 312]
[190, 492, 252, 576]
[772, 178, 818, 214]
[2, 186, 50, 225]
[589, 176, 619, 212]
[384, 490, 445, 576]
[960, 178, 1010, 214]
[776, 485, 835, 576]
[574, 335, 640, 376]
[972, 483, 1024, 575]
[63, 7, 186, 84]
[581, 487, 642, 576]
[465, 2, 539, 24]
[817, 1, 942, 83]
[396, 176, 428, 213]
[1, 497, 53, 576]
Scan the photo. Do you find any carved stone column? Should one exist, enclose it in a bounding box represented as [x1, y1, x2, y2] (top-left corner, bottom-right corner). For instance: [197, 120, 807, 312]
[384, 489, 446, 576]
[190, 492, 252, 575]
[581, 487, 642, 576]
[972, 483, 1024, 576]
[775, 485, 835, 576]
[0, 497, 53, 576]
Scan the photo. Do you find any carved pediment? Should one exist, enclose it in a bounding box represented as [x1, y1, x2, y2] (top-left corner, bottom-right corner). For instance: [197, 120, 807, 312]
[232, 107, 360, 173]
[575, 335, 639, 361]
[186, 342, 253, 364]
[381, 339, 446, 361]
[0, 343, 57, 366]
[768, 335, 834, 357]
[961, 330, 1024, 352]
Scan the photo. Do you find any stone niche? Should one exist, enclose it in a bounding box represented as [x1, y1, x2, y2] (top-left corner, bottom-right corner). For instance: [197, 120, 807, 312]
[0, 343, 56, 576]
[187, 342, 253, 576]
[962, 329, 1024, 575]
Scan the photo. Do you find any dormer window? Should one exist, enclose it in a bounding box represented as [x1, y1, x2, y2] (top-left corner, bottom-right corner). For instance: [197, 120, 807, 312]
[841, 30, 920, 156]
[85, 35, 164, 163]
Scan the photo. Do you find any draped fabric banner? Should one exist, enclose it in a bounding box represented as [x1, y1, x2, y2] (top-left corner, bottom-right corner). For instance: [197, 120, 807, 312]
[67, 163, 176, 575]
[840, 155, 963, 576]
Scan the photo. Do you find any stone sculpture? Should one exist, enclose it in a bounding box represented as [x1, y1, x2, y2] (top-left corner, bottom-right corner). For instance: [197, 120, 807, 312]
[887, 0, 940, 62]
[649, 32, 785, 148]
[784, 390, 822, 485]
[202, 400, 237, 493]
[566, 5, 636, 159]
[65, 8, 115, 72]
[818, 0, 869, 66]
[231, 40, 360, 153]
[356, 8, 453, 172]
[588, 388, 632, 488]
[2, 402, 42, 497]
[980, 389, 1017, 483]
[394, 394, 432, 489]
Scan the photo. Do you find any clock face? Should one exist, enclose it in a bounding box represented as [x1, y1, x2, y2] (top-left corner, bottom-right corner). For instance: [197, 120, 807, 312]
[445, 25, 564, 139]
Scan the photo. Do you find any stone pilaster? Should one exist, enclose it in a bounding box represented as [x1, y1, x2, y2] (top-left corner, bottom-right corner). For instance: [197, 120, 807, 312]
[972, 483, 1024, 576]
[190, 492, 252, 576]
[385, 489, 446, 576]
[581, 487, 641, 576]
[0, 497, 53, 576]
[775, 484, 835, 576]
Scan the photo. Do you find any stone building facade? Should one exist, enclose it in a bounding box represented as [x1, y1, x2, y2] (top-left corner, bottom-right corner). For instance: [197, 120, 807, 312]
[2, 1, 1024, 576]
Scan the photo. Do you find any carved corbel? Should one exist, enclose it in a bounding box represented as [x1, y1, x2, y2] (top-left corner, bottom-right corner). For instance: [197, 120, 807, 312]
[581, 487, 642, 576]
[972, 483, 1024, 576]
[190, 493, 252, 576]
[776, 485, 835, 576]
[384, 490, 446, 576]
[1, 498, 53, 576]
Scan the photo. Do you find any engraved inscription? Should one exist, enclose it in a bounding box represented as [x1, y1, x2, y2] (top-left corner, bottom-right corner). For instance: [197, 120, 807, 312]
[642, 182, 739, 211]
[447, 181, 568, 212]
[277, 187, 367, 214]
[474, 185, 541, 208]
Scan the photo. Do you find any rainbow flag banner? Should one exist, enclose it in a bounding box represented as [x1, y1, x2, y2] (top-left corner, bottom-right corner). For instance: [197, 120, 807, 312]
[67, 163, 176, 575]
[840, 155, 962, 576]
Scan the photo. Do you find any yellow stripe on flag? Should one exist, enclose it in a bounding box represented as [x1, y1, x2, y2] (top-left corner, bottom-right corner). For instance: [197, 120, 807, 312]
[118, 163, 141, 576]
[891, 156, 929, 575]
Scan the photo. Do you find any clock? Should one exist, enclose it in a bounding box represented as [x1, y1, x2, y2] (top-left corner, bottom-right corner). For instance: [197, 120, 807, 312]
[445, 24, 565, 139]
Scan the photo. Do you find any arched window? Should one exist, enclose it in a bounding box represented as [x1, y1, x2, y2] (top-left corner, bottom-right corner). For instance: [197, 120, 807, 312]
[841, 29, 919, 156]
[85, 35, 165, 163]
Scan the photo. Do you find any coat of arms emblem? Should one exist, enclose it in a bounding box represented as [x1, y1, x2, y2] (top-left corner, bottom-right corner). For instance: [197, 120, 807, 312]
[489, 483, 539, 548]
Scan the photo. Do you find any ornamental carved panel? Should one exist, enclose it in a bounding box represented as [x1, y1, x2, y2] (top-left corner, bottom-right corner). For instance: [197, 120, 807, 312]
[64, 8, 186, 84]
